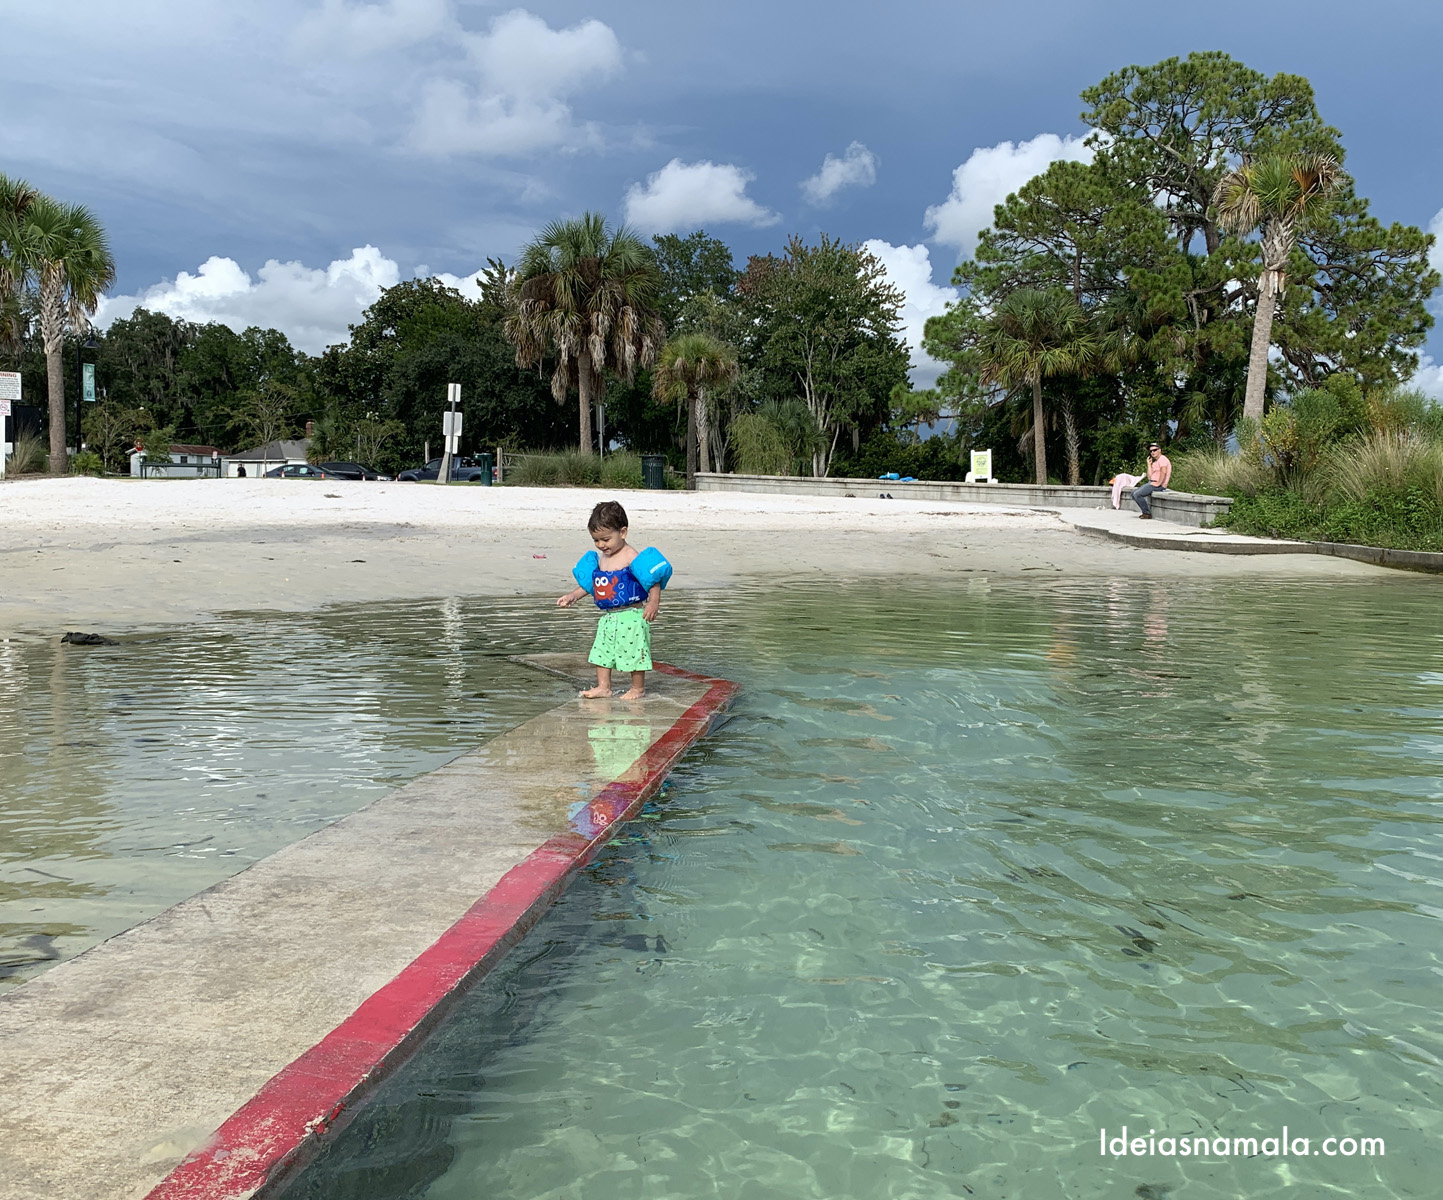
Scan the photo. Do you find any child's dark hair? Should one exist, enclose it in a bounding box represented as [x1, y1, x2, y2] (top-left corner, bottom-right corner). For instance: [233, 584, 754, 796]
[588, 500, 629, 533]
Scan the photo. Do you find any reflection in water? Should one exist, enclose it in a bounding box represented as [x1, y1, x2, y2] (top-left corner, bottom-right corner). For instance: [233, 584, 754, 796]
[279, 577, 1441, 1200]
[0, 607, 571, 987]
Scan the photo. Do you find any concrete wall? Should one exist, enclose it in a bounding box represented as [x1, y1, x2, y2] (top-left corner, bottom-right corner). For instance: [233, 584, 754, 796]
[694, 473, 1232, 528]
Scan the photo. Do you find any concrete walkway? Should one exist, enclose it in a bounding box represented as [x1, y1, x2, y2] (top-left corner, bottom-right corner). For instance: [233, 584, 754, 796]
[1055, 506, 1315, 554]
[0, 656, 737, 1200]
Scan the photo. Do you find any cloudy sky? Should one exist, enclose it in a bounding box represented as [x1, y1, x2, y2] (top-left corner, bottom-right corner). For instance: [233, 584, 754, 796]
[5, 0, 1442, 387]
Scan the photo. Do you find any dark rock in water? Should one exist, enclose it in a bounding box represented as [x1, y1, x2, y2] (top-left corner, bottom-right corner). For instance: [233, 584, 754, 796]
[60, 632, 118, 646]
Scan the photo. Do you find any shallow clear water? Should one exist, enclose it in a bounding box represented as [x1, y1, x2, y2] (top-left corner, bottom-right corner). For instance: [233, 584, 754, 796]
[0, 598, 569, 988]
[266, 577, 1442, 1200]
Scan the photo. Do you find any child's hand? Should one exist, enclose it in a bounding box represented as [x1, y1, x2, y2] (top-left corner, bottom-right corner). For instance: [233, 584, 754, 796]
[643, 596, 660, 623]
[556, 593, 576, 607]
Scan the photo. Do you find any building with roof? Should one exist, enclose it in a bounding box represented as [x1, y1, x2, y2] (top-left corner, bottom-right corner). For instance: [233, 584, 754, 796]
[223, 439, 312, 478]
[128, 444, 224, 478]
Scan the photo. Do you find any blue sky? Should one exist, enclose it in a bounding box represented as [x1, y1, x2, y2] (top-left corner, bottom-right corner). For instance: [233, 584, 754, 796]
[5, 0, 1442, 386]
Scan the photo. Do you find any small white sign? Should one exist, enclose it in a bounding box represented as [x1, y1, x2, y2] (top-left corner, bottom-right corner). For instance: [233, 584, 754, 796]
[442, 410, 463, 437]
[970, 448, 993, 482]
[0, 371, 19, 402]
[0, 397, 11, 418]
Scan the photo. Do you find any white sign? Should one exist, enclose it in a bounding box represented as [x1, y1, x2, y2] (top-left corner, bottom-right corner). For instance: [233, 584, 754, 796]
[970, 449, 993, 482]
[442, 410, 463, 437]
[0, 371, 19, 402]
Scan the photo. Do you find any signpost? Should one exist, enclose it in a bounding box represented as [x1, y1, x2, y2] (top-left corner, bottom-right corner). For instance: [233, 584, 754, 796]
[0, 371, 19, 481]
[438, 383, 461, 484]
[970, 448, 993, 483]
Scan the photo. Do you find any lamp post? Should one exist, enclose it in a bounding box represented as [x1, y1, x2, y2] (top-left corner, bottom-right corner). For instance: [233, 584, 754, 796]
[74, 333, 98, 455]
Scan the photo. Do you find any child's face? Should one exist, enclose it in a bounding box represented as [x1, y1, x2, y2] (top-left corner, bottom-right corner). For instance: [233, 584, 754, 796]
[591, 525, 628, 556]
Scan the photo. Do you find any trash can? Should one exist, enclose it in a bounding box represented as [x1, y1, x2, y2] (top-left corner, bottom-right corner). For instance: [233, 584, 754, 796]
[474, 451, 494, 485]
[641, 454, 667, 490]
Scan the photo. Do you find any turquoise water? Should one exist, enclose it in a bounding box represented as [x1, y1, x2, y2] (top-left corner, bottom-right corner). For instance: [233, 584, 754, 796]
[0, 599, 564, 988]
[271, 578, 1442, 1200]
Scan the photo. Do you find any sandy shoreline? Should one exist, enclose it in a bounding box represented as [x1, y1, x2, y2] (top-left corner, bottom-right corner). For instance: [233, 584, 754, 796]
[0, 477, 1386, 635]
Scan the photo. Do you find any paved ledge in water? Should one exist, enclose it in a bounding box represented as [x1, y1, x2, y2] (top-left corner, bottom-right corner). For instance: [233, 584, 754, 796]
[0, 655, 737, 1200]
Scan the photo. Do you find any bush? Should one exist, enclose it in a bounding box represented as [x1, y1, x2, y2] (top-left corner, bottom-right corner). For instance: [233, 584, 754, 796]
[1323, 431, 1443, 506]
[505, 450, 645, 489]
[599, 452, 643, 489]
[730, 412, 793, 475]
[5, 433, 47, 475]
[830, 430, 969, 482]
[1170, 446, 1271, 497]
[69, 450, 105, 476]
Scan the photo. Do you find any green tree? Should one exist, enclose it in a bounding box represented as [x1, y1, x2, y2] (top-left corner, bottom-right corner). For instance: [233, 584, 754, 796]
[228, 380, 298, 450]
[319, 277, 566, 467]
[0, 175, 40, 355]
[1214, 154, 1346, 422]
[506, 213, 665, 453]
[1080, 51, 1434, 403]
[650, 230, 738, 327]
[972, 289, 1103, 485]
[737, 235, 908, 477]
[651, 332, 739, 485]
[20, 196, 116, 472]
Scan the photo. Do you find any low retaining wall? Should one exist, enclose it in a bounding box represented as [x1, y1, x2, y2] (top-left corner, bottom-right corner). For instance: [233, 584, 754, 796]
[694, 473, 1232, 528]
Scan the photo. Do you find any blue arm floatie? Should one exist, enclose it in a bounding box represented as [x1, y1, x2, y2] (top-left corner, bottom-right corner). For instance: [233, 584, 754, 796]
[630, 546, 673, 591]
[571, 551, 600, 592]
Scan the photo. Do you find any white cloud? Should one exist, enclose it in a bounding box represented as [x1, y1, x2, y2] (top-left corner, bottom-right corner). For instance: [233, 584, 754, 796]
[291, 0, 452, 57]
[432, 266, 486, 293]
[95, 247, 401, 354]
[622, 159, 780, 233]
[1412, 355, 1443, 402]
[800, 141, 877, 205]
[411, 9, 623, 156]
[862, 239, 957, 389]
[924, 132, 1093, 257]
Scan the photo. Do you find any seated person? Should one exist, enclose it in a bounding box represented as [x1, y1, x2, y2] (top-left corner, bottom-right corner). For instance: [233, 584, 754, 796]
[1132, 442, 1171, 519]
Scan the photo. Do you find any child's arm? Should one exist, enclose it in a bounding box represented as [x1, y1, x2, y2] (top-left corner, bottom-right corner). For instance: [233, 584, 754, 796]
[642, 583, 661, 622]
[556, 586, 589, 608]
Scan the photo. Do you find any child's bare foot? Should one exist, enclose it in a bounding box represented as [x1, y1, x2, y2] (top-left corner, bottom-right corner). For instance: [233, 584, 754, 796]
[617, 687, 645, 700]
[579, 686, 612, 698]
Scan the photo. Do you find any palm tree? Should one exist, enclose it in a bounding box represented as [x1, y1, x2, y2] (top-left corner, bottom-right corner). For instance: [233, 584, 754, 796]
[0, 175, 40, 355]
[974, 289, 1102, 485]
[505, 213, 664, 453]
[652, 332, 739, 486]
[22, 196, 116, 472]
[1214, 153, 1346, 425]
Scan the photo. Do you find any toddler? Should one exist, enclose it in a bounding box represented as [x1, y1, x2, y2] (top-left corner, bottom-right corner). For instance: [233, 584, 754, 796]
[556, 500, 672, 699]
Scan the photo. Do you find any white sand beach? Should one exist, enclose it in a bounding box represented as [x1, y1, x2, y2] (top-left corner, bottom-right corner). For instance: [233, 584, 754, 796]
[0, 477, 1385, 635]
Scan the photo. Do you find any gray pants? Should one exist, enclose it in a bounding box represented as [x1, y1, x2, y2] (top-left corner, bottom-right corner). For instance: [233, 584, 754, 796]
[1132, 482, 1165, 515]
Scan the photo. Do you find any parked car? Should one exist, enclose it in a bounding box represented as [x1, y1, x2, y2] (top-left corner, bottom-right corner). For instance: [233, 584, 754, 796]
[317, 461, 392, 481]
[396, 456, 490, 483]
[263, 463, 345, 479]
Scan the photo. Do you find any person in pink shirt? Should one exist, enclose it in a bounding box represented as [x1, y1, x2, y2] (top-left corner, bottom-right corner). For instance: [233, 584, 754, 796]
[1132, 442, 1171, 519]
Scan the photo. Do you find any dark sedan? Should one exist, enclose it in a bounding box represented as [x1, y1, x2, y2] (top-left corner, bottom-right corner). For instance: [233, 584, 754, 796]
[263, 463, 345, 480]
[396, 456, 491, 483]
[317, 461, 393, 481]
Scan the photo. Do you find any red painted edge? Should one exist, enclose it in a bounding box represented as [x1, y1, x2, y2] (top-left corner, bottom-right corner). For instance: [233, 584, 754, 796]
[145, 665, 739, 1200]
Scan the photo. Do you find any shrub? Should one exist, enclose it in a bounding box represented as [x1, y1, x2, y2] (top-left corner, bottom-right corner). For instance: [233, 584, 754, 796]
[599, 452, 643, 489]
[831, 430, 970, 482]
[505, 450, 644, 488]
[730, 412, 793, 475]
[1321, 432, 1443, 510]
[69, 450, 105, 476]
[1169, 446, 1271, 497]
[5, 433, 47, 475]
